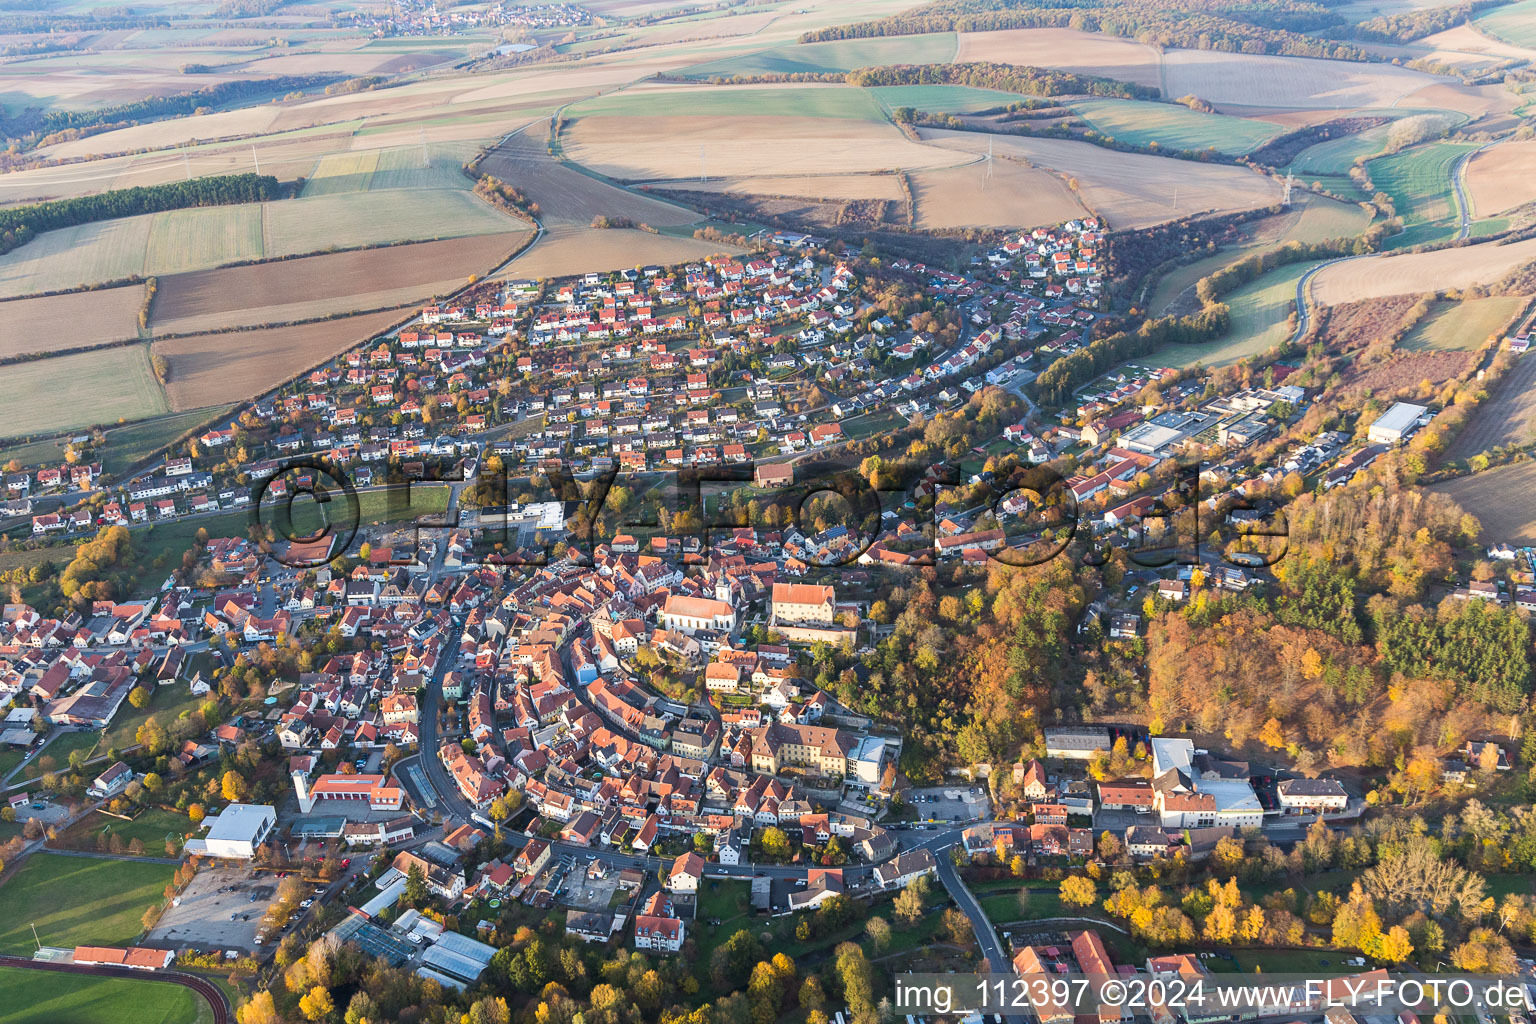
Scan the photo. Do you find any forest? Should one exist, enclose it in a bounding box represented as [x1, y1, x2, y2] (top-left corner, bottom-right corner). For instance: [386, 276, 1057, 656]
[800, 0, 1373, 62]
[0, 173, 282, 257]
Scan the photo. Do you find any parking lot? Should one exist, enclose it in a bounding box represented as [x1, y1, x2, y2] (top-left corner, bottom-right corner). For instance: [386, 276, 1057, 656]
[561, 861, 622, 913]
[146, 865, 285, 953]
[907, 785, 991, 822]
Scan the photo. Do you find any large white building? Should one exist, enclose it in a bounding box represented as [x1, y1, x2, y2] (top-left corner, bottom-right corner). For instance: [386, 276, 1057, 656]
[1149, 739, 1263, 830]
[659, 595, 736, 635]
[1367, 402, 1427, 445]
[188, 803, 276, 859]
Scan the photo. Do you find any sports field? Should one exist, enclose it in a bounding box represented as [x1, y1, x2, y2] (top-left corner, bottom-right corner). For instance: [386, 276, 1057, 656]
[0, 346, 168, 438]
[1071, 98, 1283, 155]
[0, 853, 174, 954]
[1157, 262, 1316, 369]
[677, 33, 957, 79]
[0, 967, 206, 1024]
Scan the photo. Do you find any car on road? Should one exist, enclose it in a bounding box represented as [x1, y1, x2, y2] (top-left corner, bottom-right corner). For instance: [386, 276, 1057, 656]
[340, 858, 351, 869]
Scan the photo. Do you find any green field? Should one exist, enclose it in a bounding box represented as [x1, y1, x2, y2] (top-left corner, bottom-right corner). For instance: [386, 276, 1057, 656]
[0, 346, 168, 438]
[1400, 296, 1525, 352]
[62, 808, 196, 853]
[1476, 0, 1536, 45]
[1072, 98, 1282, 156]
[23, 729, 101, 780]
[570, 84, 889, 121]
[0, 407, 229, 477]
[678, 33, 957, 79]
[1290, 121, 1395, 175]
[265, 188, 523, 254]
[144, 205, 265, 276]
[300, 149, 381, 197]
[0, 215, 153, 297]
[0, 966, 206, 1024]
[0, 853, 174, 954]
[1368, 140, 1475, 235]
[1157, 261, 1317, 369]
[870, 84, 1025, 114]
[1284, 196, 1374, 244]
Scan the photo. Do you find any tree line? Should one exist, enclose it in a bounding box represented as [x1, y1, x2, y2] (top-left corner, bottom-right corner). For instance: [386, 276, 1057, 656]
[668, 59, 1157, 98]
[799, 0, 1374, 63]
[0, 173, 282, 256]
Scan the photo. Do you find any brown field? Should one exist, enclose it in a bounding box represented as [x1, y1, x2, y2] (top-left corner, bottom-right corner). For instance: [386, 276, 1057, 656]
[1431, 461, 1536, 543]
[564, 114, 969, 180]
[477, 122, 701, 230]
[916, 127, 1283, 229]
[1444, 346, 1536, 459]
[151, 232, 526, 335]
[1466, 140, 1536, 216]
[1396, 82, 1520, 124]
[1382, 23, 1536, 70]
[627, 9, 786, 46]
[658, 173, 907, 200]
[1312, 236, 1536, 304]
[952, 28, 1163, 88]
[38, 106, 284, 161]
[504, 228, 743, 279]
[153, 309, 405, 411]
[909, 158, 1086, 229]
[0, 285, 144, 358]
[238, 50, 452, 76]
[1161, 49, 1441, 110]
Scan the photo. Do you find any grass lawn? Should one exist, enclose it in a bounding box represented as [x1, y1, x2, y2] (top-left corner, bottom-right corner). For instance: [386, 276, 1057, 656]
[1155, 261, 1317, 370]
[22, 729, 101, 780]
[57, 807, 195, 854]
[1400, 296, 1525, 352]
[1072, 98, 1281, 156]
[568, 84, 889, 122]
[0, 746, 27, 779]
[0, 407, 230, 478]
[0, 346, 169, 439]
[696, 879, 751, 925]
[678, 33, 957, 78]
[103, 678, 206, 753]
[869, 84, 1023, 114]
[1228, 948, 1345, 974]
[0, 853, 174, 954]
[0, 966, 207, 1024]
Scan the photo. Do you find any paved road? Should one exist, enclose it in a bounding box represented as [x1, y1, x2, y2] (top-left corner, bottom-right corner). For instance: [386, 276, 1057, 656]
[936, 854, 1029, 1024]
[0, 953, 229, 1024]
[1453, 137, 1505, 242]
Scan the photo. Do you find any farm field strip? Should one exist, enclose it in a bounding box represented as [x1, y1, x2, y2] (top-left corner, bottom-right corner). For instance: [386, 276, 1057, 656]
[0, 345, 168, 438]
[1400, 295, 1525, 352]
[0, 285, 145, 358]
[1312, 235, 1536, 304]
[1476, 0, 1536, 47]
[1072, 98, 1283, 155]
[1431, 462, 1536, 542]
[674, 32, 957, 78]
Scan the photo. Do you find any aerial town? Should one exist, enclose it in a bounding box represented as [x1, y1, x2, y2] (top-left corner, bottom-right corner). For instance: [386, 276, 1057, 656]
[4, 0, 1536, 1022]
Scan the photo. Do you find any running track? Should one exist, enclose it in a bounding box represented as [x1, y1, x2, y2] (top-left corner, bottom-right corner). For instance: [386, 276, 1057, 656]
[0, 954, 229, 1024]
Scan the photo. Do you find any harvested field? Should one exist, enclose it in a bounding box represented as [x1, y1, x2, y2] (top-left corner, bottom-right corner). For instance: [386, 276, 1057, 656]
[1405, 23, 1536, 66]
[1466, 140, 1536, 216]
[678, 33, 957, 78]
[1400, 296, 1526, 352]
[567, 83, 888, 121]
[952, 28, 1162, 88]
[1444, 349, 1536, 459]
[151, 232, 525, 335]
[478, 123, 700, 230]
[1396, 82, 1519, 123]
[916, 128, 1283, 229]
[505, 229, 742, 280]
[153, 309, 405, 411]
[658, 174, 906, 200]
[1313, 237, 1536, 304]
[0, 345, 168, 438]
[1069, 98, 1282, 155]
[567, 113, 967, 180]
[910, 159, 1086, 230]
[0, 285, 144, 359]
[1432, 462, 1536, 542]
[37, 104, 282, 160]
[1161, 49, 1443, 110]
